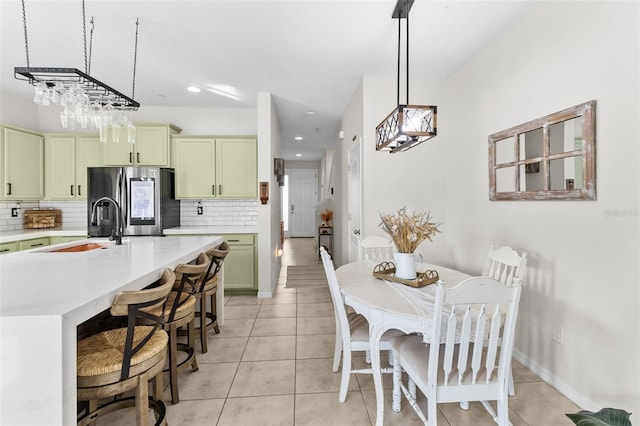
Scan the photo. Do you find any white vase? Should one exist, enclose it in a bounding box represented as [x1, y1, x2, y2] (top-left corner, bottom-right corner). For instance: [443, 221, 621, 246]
[393, 252, 423, 280]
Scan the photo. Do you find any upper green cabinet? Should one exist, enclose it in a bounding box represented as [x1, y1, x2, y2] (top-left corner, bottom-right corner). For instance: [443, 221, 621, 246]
[173, 136, 257, 199]
[45, 134, 103, 200]
[103, 123, 181, 166]
[1, 126, 44, 200]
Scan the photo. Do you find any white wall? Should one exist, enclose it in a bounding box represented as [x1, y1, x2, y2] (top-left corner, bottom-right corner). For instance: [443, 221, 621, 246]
[0, 91, 40, 130]
[35, 104, 257, 135]
[337, 0, 639, 417]
[257, 92, 282, 297]
[445, 1, 639, 415]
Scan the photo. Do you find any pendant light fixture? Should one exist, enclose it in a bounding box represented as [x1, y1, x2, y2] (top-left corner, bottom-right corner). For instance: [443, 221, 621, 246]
[375, 0, 437, 153]
[13, 0, 140, 143]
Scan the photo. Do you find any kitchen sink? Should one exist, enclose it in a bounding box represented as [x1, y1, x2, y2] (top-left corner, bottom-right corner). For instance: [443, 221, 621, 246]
[46, 242, 107, 253]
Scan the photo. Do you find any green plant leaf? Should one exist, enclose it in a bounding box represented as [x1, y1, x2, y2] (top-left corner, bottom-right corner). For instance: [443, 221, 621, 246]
[566, 408, 632, 426]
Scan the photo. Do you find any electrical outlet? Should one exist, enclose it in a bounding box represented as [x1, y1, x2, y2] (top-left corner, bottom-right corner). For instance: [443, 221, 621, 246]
[197, 206, 203, 215]
[552, 327, 564, 344]
[11, 208, 19, 217]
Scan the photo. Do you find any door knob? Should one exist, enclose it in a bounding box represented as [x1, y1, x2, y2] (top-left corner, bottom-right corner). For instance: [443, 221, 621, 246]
[353, 229, 360, 235]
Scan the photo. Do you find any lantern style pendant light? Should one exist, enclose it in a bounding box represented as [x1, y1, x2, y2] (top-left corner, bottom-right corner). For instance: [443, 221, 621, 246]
[375, 0, 437, 153]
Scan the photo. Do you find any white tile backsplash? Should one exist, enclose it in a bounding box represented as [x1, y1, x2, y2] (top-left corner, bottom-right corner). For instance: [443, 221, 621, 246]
[180, 200, 258, 227]
[0, 201, 39, 232]
[0, 199, 258, 232]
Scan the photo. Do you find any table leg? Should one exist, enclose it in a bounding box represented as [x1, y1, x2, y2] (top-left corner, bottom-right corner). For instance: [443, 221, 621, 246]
[369, 322, 386, 426]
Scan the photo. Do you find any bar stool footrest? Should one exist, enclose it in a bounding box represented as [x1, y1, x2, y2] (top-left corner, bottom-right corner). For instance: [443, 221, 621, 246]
[77, 396, 166, 426]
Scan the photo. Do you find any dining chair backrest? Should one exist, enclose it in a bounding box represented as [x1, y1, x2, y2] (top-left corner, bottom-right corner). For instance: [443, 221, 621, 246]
[424, 276, 522, 397]
[482, 245, 527, 286]
[320, 246, 351, 340]
[360, 235, 394, 261]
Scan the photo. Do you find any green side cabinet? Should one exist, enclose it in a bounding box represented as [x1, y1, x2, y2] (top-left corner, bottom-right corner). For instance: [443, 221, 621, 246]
[171, 233, 257, 294]
[222, 234, 258, 294]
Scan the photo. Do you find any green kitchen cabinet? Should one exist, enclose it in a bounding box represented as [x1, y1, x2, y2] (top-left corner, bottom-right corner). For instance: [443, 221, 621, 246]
[173, 137, 217, 198]
[49, 236, 85, 245]
[1, 126, 44, 200]
[103, 123, 181, 166]
[216, 138, 257, 198]
[223, 234, 257, 294]
[18, 237, 49, 251]
[169, 233, 257, 293]
[45, 134, 103, 200]
[0, 241, 19, 255]
[173, 136, 257, 199]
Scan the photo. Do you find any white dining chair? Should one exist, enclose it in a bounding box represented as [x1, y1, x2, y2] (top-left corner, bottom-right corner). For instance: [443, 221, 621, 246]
[483, 244, 527, 396]
[483, 245, 528, 286]
[391, 276, 523, 426]
[320, 246, 402, 403]
[360, 235, 394, 261]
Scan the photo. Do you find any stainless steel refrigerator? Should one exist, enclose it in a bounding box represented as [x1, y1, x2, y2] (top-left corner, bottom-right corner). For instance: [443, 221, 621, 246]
[87, 167, 180, 237]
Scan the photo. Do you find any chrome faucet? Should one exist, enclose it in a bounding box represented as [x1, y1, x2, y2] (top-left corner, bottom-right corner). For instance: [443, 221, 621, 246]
[90, 196, 123, 245]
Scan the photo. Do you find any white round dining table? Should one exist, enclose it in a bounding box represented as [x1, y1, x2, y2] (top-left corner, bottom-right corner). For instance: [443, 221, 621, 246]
[335, 261, 470, 426]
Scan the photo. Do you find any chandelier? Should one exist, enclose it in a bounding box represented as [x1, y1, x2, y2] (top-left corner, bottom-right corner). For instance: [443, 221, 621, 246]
[13, 0, 140, 143]
[375, 0, 437, 153]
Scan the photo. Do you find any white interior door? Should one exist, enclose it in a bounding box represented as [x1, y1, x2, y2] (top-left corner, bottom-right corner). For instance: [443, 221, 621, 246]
[288, 169, 317, 237]
[348, 142, 362, 262]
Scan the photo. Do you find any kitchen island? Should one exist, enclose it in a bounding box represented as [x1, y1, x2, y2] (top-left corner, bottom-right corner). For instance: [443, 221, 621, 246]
[0, 235, 223, 426]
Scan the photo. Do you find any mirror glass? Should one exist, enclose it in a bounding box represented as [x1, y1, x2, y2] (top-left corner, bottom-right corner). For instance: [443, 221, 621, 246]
[489, 100, 596, 200]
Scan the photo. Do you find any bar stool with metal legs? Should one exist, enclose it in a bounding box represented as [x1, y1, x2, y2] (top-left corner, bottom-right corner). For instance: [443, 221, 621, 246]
[196, 241, 230, 353]
[145, 253, 210, 404]
[76, 268, 175, 426]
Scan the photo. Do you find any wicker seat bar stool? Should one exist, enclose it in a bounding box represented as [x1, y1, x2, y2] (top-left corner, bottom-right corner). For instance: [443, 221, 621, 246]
[76, 268, 175, 426]
[196, 241, 231, 353]
[146, 253, 210, 404]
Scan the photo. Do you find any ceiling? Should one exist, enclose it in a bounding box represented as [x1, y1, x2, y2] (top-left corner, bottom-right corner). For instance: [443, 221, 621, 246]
[0, 1, 534, 161]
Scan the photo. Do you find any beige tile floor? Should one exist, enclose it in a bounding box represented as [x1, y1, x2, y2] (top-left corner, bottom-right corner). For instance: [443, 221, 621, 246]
[101, 237, 581, 425]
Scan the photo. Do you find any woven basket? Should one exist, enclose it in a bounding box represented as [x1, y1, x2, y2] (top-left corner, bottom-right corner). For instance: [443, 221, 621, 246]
[24, 209, 61, 229]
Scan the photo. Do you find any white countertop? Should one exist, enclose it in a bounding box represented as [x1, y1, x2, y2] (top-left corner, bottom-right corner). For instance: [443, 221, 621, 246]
[0, 234, 224, 426]
[0, 235, 223, 323]
[163, 226, 258, 235]
[0, 227, 87, 243]
[0, 225, 257, 243]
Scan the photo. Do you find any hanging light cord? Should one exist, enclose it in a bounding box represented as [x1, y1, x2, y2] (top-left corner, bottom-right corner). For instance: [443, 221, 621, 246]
[88, 17, 94, 75]
[395, 0, 411, 107]
[21, 0, 30, 67]
[396, 9, 400, 107]
[406, 7, 409, 105]
[132, 18, 139, 100]
[82, 0, 88, 73]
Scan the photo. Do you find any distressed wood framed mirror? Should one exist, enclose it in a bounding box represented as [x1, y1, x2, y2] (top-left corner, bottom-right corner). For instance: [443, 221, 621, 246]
[489, 100, 596, 200]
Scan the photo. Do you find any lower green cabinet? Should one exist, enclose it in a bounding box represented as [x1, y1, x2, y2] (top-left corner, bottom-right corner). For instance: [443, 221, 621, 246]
[49, 236, 85, 245]
[223, 234, 257, 294]
[18, 237, 49, 250]
[0, 241, 18, 255]
[171, 233, 257, 294]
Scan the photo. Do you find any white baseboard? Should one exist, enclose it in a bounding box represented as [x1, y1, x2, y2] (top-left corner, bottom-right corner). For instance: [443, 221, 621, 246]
[512, 348, 598, 412]
[257, 290, 273, 298]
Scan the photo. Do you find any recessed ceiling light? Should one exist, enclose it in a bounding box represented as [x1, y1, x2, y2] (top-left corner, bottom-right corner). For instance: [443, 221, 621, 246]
[294, 136, 303, 141]
[295, 154, 302, 157]
[187, 86, 201, 93]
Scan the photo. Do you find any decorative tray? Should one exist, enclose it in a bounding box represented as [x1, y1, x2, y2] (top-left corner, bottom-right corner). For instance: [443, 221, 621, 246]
[372, 261, 439, 288]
